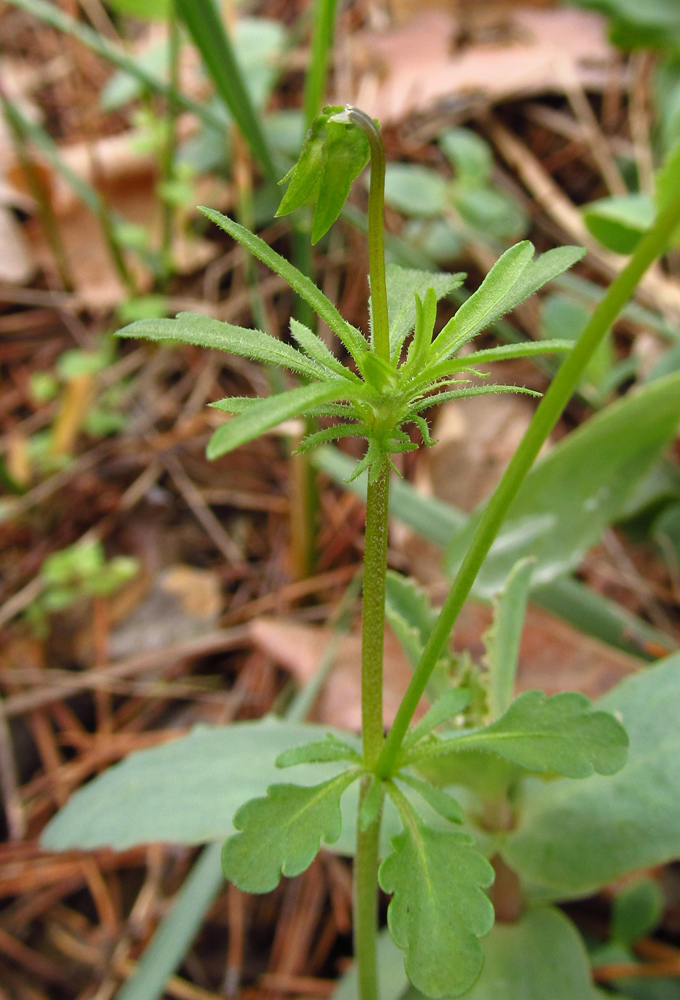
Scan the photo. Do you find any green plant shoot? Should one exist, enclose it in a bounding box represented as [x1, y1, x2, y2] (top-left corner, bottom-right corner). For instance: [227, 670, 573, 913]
[111, 104, 680, 1000]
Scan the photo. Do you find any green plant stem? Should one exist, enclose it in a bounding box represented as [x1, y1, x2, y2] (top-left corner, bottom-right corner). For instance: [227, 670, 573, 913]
[361, 463, 389, 769]
[303, 0, 339, 129]
[354, 778, 383, 1000]
[159, 0, 180, 285]
[376, 179, 680, 780]
[343, 108, 389, 362]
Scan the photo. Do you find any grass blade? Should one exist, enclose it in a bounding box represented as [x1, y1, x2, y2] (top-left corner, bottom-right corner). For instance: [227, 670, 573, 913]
[175, 0, 278, 185]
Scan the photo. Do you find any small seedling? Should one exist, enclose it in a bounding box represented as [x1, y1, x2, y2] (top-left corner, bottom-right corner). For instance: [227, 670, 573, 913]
[26, 539, 139, 636]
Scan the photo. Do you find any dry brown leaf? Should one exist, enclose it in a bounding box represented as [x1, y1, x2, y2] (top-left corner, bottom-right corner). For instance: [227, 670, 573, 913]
[454, 601, 640, 700]
[0, 204, 33, 283]
[249, 617, 425, 731]
[352, 8, 614, 123]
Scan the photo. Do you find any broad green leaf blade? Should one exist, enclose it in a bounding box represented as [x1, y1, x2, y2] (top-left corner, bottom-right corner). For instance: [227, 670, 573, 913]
[315, 445, 677, 661]
[445, 908, 594, 1000]
[431, 241, 535, 360]
[446, 370, 680, 597]
[383, 164, 448, 218]
[289, 318, 356, 380]
[222, 770, 359, 893]
[396, 773, 464, 824]
[369, 264, 464, 358]
[611, 878, 664, 947]
[175, 0, 278, 184]
[200, 207, 367, 360]
[40, 718, 361, 851]
[439, 128, 493, 185]
[584, 194, 655, 254]
[503, 653, 680, 899]
[117, 312, 324, 379]
[276, 735, 361, 768]
[414, 690, 628, 778]
[485, 558, 534, 720]
[379, 816, 494, 998]
[206, 381, 349, 459]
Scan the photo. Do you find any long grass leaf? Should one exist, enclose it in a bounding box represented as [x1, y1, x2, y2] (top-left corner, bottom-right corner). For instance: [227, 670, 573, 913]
[175, 0, 278, 184]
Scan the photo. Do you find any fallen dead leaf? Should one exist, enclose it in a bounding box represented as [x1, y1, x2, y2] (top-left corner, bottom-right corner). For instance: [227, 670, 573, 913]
[249, 616, 424, 731]
[352, 8, 614, 124]
[454, 600, 640, 699]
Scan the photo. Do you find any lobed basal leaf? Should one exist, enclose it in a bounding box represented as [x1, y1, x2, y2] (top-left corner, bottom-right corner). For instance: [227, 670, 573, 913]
[379, 794, 495, 999]
[222, 769, 360, 894]
[407, 690, 629, 779]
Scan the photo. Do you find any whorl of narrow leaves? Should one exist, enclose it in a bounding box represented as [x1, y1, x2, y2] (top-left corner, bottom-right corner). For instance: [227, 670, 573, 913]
[222, 770, 360, 893]
[407, 690, 629, 778]
[379, 805, 495, 998]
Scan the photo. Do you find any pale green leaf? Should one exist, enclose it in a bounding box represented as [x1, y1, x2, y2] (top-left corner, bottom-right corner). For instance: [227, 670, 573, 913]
[584, 194, 655, 254]
[117, 312, 323, 379]
[424, 339, 573, 381]
[276, 735, 361, 768]
[395, 773, 464, 824]
[611, 879, 665, 946]
[383, 164, 448, 218]
[503, 653, 680, 899]
[430, 242, 534, 360]
[222, 770, 360, 893]
[206, 381, 349, 459]
[403, 688, 471, 751]
[485, 558, 534, 720]
[449, 908, 594, 1000]
[40, 719, 361, 851]
[199, 207, 367, 360]
[379, 809, 494, 998]
[439, 128, 492, 185]
[370, 264, 464, 358]
[447, 370, 680, 596]
[410, 690, 628, 778]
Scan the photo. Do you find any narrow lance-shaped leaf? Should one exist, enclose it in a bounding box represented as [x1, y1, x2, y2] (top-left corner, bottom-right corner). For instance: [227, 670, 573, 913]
[430, 241, 534, 361]
[485, 558, 535, 721]
[368, 264, 464, 358]
[408, 690, 629, 778]
[276, 735, 361, 768]
[289, 318, 357, 381]
[199, 207, 367, 361]
[395, 772, 464, 824]
[379, 791, 495, 998]
[222, 769, 360, 894]
[116, 312, 324, 380]
[207, 381, 349, 459]
[402, 688, 471, 751]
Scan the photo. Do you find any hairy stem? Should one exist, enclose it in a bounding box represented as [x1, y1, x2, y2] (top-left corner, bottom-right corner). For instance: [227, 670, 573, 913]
[341, 108, 389, 361]
[361, 463, 389, 768]
[377, 179, 680, 778]
[354, 778, 383, 1000]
